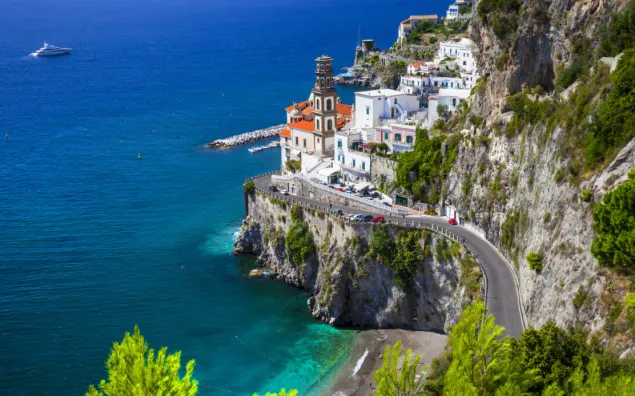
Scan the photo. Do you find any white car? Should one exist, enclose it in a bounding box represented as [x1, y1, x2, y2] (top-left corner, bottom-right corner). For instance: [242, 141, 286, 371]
[280, 189, 289, 195]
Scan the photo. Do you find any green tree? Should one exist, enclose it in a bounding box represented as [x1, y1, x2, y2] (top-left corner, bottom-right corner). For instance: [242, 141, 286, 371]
[244, 180, 256, 195]
[443, 301, 536, 395]
[542, 359, 635, 395]
[373, 340, 427, 396]
[437, 104, 451, 120]
[86, 325, 198, 396]
[285, 159, 301, 173]
[369, 228, 396, 264]
[377, 142, 390, 155]
[590, 179, 635, 272]
[285, 214, 316, 266]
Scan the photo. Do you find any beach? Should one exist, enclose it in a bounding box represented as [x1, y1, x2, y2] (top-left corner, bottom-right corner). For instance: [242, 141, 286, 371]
[326, 329, 448, 395]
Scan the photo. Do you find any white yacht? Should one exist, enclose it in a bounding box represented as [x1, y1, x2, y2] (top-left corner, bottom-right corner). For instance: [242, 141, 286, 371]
[30, 42, 71, 57]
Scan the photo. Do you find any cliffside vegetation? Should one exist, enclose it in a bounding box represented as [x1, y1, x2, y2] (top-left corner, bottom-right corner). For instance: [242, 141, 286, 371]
[373, 301, 635, 395]
[285, 206, 316, 267]
[369, 228, 424, 290]
[591, 178, 635, 272]
[395, 129, 460, 203]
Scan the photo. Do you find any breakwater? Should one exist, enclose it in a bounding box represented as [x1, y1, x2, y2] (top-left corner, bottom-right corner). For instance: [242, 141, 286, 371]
[207, 124, 285, 149]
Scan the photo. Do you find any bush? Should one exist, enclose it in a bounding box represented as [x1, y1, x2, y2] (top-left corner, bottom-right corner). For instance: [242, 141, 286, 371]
[429, 35, 437, 44]
[581, 188, 592, 202]
[369, 228, 396, 264]
[285, 216, 315, 266]
[543, 211, 551, 223]
[573, 286, 587, 310]
[533, 85, 545, 95]
[243, 180, 256, 194]
[526, 251, 543, 271]
[598, 1, 635, 57]
[629, 168, 635, 180]
[626, 293, 635, 309]
[590, 179, 635, 272]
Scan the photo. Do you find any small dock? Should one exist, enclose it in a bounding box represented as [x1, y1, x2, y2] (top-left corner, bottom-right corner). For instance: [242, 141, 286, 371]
[248, 141, 280, 153]
[207, 124, 284, 149]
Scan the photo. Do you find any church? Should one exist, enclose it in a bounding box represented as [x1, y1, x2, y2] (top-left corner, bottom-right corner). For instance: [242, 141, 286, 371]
[279, 55, 353, 174]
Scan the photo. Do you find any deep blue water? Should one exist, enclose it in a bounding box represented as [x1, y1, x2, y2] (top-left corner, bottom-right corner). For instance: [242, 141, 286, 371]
[0, 0, 450, 394]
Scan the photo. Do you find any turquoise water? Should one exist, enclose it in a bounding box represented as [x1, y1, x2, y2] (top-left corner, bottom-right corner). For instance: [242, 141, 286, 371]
[0, 0, 449, 394]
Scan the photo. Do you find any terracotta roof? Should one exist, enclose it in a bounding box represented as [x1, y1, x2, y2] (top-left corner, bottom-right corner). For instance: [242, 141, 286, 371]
[285, 100, 310, 112]
[288, 120, 314, 132]
[302, 106, 314, 116]
[410, 61, 426, 68]
[336, 104, 353, 116]
[280, 128, 291, 138]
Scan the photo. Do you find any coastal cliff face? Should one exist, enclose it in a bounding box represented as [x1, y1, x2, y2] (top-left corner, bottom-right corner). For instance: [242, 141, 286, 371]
[234, 193, 474, 331]
[444, 0, 634, 338]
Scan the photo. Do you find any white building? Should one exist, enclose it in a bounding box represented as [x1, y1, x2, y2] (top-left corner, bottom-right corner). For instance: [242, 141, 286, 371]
[407, 61, 430, 75]
[398, 15, 439, 44]
[446, 5, 459, 19]
[436, 38, 477, 73]
[427, 88, 471, 128]
[353, 89, 420, 128]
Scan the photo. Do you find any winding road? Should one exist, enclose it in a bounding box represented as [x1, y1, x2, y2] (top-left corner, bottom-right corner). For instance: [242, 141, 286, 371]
[253, 175, 525, 338]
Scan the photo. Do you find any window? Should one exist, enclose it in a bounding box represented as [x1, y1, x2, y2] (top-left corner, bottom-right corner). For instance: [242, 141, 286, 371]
[394, 98, 397, 104]
[395, 134, 402, 142]
[327, 119, 333, 130]
[295, 137, 298, 146]
[362, 162, 366, 171]
[337, 140, 342, 148]
[303, 138, 307, 148]
[366, 106, 370, 115]
[384, 132, 389, 140]
[452, 98, 457, 107]
[406, 135, 413, 144]
[463, 61, 466, 66]
[352, 159, 356, 167]
[326, 98, 332, 110]
[316, 98, 321, 110]
[316, 119, 320, 131]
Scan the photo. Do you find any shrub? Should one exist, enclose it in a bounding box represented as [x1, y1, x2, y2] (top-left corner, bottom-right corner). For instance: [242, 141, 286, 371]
[369, 228, 396, 264]
[429, 35, 438, 44]
[581, 188, 592, 202]
[533, 85, 545, 95]
[543, 211, 551, 223]
[243, 180, 256, 194]
[573, 286, 587, 310]
[526, 251, 543, 271]
[590, 179, 635, 272]
[285, 216, 315, 266]
[626, 293, 635, 309]
[290, 205, 303, 222]
[629, 168, 635, 180]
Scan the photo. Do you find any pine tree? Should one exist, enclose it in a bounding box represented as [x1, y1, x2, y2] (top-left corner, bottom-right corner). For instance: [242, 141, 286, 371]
[372, 340, 427, 396]
[86, 325, 198, 396]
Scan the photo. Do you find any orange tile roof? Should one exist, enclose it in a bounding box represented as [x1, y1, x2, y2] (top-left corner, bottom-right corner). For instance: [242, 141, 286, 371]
[336, 104, 353, 116]
[285, 100, 310, 112]
[280, 128, 291, 138]
[288, 120, 314, 132]
[410, 61, 426, 68]
[302, 106, 314, 116]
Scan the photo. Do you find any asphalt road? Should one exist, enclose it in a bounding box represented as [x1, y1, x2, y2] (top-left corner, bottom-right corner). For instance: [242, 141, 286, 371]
[254, 175, 524, 337]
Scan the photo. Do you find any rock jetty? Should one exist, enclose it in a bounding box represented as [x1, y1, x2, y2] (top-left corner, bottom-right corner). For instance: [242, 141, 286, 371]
[207, 124, 285, 149]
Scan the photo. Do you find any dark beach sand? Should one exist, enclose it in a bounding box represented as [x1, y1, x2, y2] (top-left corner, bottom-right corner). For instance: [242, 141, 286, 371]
[325, 329, 448, 395]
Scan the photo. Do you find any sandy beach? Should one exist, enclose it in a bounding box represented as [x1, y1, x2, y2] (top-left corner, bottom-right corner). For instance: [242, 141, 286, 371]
[326, 329, 448, 395]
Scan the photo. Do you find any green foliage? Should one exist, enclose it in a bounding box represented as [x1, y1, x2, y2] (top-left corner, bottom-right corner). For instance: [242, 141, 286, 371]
[590, 179, 635, 272]
[373, 340, 427, 396]
[629, 168, 635, 180]
[459, 4, 472, 14]
[495, 52, 509, 71]
[626, 292, 635, 309]
[369, 228, 396, 264]
[437, 104, 450, 119]
[243, 180, 256, 195]
[459, 255, 482, 299]
[392, 232, 425, 289]
[526, 251, 543, 271]
[573, 285, 588, 310]
[429, 35, 438, 44]
[500, 210, 519, 249]
[598, 1, 635, 58]
[581, 188, 592, 202]
[543, 210, 551, 224]
[585, 50, 635, 168]
[395, 129, 459, 203]
[285, 159, 301, 173]
[542, 359, 635, 395]
[252, 389, 298, 396]
[285, 212, 315, 267]
[504, 92, 554, 136]
[444, 300, 536, 394]
[556, 38, 593, 89]
[86, 325, 198, 396]
[471, 77, 486, 96]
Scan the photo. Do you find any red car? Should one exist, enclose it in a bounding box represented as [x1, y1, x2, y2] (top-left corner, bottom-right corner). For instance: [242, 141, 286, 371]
[448, 218, 458, 225]
[336, 187, 346, 192]
[372, 215, 385, 223]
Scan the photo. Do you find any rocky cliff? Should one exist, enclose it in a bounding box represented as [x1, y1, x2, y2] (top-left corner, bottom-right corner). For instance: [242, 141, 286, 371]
[234, 193, 479, 331]
[444, 0, 634, 341]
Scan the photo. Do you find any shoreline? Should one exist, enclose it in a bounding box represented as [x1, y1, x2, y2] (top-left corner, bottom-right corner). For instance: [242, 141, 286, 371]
[325, 329, 448, 395]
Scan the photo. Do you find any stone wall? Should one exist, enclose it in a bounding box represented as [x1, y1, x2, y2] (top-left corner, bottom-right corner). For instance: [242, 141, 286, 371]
[371, 156, 398, 185]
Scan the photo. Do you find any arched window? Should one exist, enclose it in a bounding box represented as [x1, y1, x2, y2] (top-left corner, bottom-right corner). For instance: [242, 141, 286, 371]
[327, 119, 333, 131]
[452, 98, 457, 107]
[316, 119, 320, 131]
[316, 98, 321, 110]
[321, 77, 325, 87]
[327, 77, 331, 87]
[326, 98, 332, 111]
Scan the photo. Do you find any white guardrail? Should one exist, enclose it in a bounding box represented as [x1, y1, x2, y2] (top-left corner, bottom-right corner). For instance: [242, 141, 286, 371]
[270, 173, 409, 215]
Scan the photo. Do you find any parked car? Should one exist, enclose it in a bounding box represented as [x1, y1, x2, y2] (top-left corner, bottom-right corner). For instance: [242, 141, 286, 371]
[331, 209, 343, 216]
[336, 187, 346, 192]
[280, 189, 289, 196]
[358, 214, 374, 222]
[372, 215, 385, 223]
[370, 191, 381, 198]
[345, 186, 354, 192]
[268, 185, 278, 192]
[345, 214, 358, 221]
[328, 185, 335, 189]
[382, 202, 393, 207]
[448, 218, 458, 225]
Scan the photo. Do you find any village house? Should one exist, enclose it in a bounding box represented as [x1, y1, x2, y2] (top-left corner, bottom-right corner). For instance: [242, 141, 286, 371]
[397, 15, 440, 44]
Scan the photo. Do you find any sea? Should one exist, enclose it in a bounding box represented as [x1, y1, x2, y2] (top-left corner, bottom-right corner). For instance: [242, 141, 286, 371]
[0, 0, 450, 394]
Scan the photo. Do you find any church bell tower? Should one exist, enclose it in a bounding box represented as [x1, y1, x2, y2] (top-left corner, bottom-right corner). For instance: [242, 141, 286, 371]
[312, 55, 338, 140]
